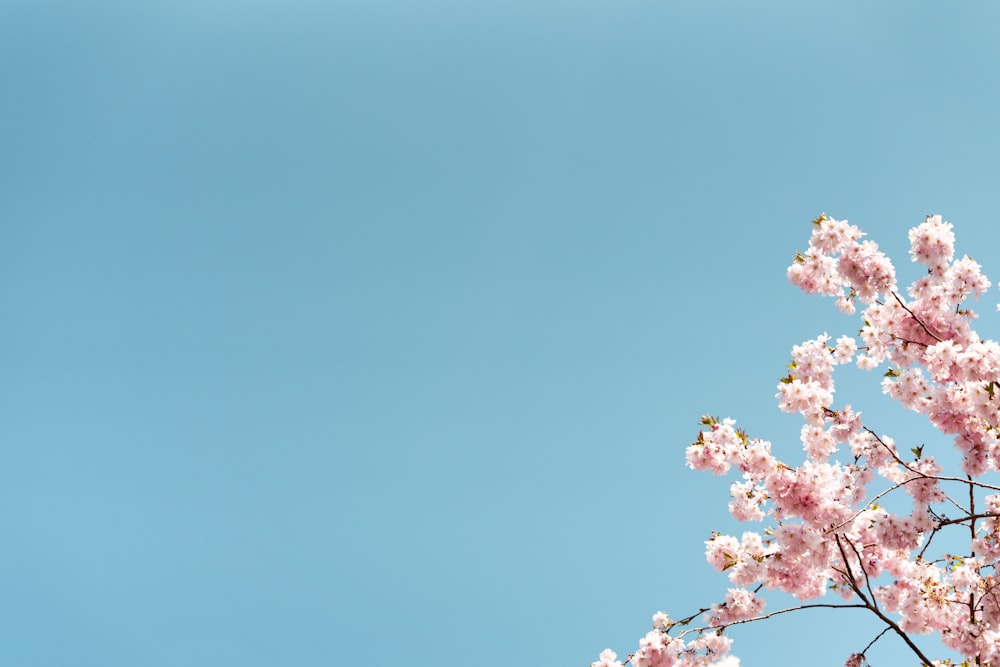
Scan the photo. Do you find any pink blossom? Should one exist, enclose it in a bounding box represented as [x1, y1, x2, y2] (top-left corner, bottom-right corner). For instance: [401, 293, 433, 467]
[707, 589, 765, 627]
[601, 216, 1000, 667]
[833, 335, 857, 364]
[592, 649, 624, 667]
[705, 535, 742, 573]
[776, 378, 833, 423]
[633, 631, 677, 667]
[711, 658, 740, 667]
[728, 480, 766, 522]
[925, 340, 962, 382]
[909, 214, 955, 272]
[652, 611, 671, 629]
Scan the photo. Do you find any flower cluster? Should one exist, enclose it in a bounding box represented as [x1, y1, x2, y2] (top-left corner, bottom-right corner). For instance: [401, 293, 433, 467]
[593, 215, 1000, 667]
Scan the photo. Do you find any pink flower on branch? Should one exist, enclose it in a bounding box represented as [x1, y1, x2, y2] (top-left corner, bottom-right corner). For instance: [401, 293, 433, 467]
[593, 215, 1000, 667]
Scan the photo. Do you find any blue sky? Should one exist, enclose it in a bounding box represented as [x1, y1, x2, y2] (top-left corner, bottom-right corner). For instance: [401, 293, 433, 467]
[3, 1, 1000, 665]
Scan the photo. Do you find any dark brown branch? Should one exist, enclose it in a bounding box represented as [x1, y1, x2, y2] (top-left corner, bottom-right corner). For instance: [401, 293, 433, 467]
[673, 603, 870, 639]
[864, 427, 1000, 494]
[936, 512, 999, 528]
[847, 536, 879, 611]
[891, 290, 944, 343]
[836, 534, 935, 666]
[860, 625, 893, 657]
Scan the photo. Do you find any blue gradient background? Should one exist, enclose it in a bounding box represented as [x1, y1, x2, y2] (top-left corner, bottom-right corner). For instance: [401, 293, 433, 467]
[3, 1, 1000, 665]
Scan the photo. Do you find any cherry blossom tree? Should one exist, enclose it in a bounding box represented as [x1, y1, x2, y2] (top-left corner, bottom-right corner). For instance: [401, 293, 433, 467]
[594, 215, 1000, 667]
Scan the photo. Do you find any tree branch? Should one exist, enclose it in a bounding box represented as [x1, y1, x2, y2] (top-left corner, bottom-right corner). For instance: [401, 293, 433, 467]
[891, 290, 944, 343]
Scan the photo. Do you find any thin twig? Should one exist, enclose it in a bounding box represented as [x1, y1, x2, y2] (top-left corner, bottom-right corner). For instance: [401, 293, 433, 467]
[673, 603, 870, 638]
[847, 536, 879, 611]
[860, 625, 893, 656]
